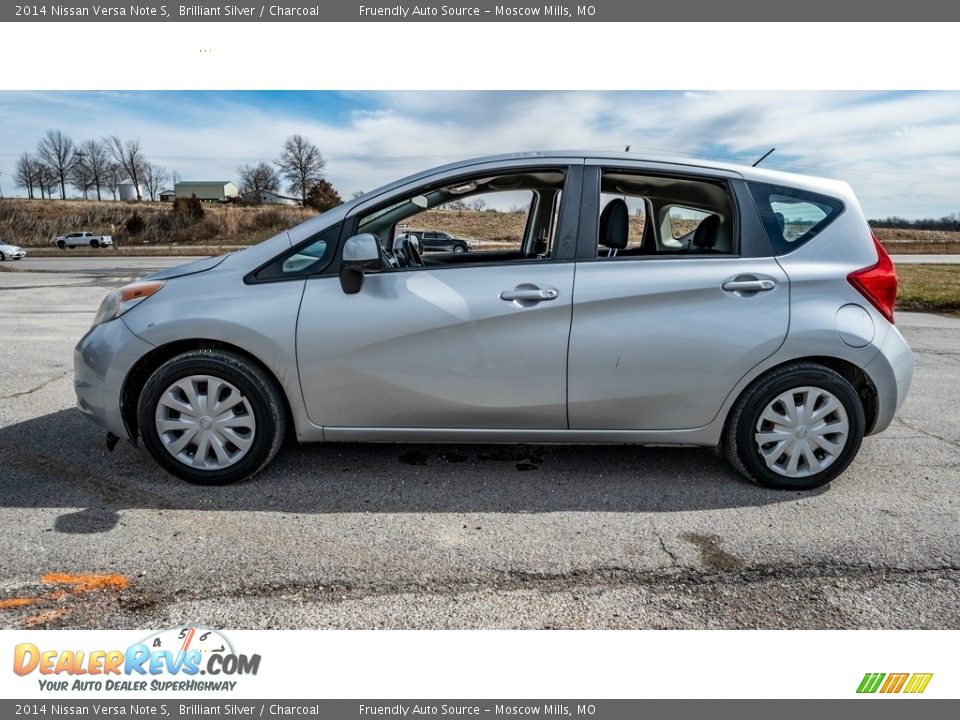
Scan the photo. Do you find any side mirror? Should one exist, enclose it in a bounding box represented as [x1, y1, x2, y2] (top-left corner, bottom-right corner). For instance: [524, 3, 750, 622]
[339, 233, 383, 294]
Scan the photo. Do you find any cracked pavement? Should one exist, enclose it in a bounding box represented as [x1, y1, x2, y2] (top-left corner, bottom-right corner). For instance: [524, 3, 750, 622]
[0, 260, 958, 629]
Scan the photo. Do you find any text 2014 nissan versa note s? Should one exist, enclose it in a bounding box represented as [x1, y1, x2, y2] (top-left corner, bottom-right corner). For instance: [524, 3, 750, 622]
[74, 152, 913, 490]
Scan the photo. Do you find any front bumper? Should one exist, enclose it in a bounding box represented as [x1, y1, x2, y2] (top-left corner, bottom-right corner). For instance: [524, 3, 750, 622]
[74, 318, 154, 439]
[3, 250, 25, 259]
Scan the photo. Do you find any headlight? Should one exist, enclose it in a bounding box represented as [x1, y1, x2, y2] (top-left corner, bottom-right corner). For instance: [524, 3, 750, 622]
[92, 280, 164, 326]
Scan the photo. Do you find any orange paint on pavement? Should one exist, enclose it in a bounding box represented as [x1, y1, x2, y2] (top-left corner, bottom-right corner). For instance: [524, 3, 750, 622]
[0, 597, 42, 609]
[41, 573, 128, 593]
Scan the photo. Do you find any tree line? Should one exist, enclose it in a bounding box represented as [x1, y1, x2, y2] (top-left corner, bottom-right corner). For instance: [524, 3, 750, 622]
[870, 213, 960, 232]
[14, 130, 175, 202]
[12, 129, 344, 213]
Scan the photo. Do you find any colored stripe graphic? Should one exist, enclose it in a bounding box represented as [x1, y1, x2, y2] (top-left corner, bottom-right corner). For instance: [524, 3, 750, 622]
[857, 672, 932, 694]
[904, 673, 933, 694]
[880, 673, 909, 693]
[857, 673, 885, 693]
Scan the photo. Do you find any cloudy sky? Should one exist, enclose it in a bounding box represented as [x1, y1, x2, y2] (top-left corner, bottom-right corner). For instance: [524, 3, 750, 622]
[1, 90, 959, 218]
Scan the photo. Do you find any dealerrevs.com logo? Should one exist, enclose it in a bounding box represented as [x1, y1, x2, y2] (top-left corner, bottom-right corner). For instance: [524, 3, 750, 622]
[857, 673, 933, 694]
[13, 627, 260, 692]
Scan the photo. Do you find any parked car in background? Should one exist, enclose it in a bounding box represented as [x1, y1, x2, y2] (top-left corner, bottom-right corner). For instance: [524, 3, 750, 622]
[406, 230, 471, 253]
[74, 151, 912, 490]
[0, 241, 26, 260]
[55, 231, 113, 249]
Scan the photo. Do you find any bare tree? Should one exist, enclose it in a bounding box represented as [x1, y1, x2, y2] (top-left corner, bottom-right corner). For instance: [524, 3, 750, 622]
[169, 169, 183, 188]
[274, 135, 326, 203]
[37, 163, 59, 199]
[237, 161, 280, 203]
[14, 152, 40, 199]
[141, 163, 167, 201]
[75, 139, 111, 201]
[37, 129, 76, 200]
[105, 136, 146, 201]
[105, 163, 124, 201]
[70, 158, 95, 199]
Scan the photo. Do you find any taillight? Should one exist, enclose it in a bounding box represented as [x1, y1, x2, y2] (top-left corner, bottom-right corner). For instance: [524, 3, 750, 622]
[848, 232, 897, 324]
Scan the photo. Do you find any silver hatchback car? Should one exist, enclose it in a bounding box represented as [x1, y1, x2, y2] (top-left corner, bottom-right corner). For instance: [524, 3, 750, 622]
[75, 151, 913, 490]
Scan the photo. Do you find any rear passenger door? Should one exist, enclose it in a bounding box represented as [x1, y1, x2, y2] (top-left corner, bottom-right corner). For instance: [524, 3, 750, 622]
[567, 164, 790, 430]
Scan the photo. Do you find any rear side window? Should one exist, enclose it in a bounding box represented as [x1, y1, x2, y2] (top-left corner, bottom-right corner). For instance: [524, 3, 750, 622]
[749, 182, 843, 255]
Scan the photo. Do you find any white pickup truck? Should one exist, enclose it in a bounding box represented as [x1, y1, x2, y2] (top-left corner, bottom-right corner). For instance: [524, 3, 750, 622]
[55, 231, 114, 249]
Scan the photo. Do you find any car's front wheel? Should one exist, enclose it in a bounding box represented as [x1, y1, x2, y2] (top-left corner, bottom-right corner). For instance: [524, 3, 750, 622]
[723, 362, 865, 490]
[57, 240, 66, 249]
[453, 245, 465, 253]
[137, 349, 286, 485]
[0, 252, 5, 261]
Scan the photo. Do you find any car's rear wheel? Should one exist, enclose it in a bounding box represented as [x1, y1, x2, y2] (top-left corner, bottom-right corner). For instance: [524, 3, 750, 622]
[90, 239, 99, 248]
[723, 362, 865, 490]
[57, 241, 65, 250]
[137, 349, 286, 485]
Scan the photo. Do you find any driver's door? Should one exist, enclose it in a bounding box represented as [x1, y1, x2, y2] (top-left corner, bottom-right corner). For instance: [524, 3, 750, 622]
[295, 164, 580, 432]
[296, 262, 574, 430]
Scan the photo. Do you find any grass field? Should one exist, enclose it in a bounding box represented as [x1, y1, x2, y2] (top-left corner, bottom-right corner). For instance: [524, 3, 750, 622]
[895, 264, 960, 316]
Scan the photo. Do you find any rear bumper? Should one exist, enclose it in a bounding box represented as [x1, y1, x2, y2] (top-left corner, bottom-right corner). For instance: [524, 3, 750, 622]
[863, 323, 914, 435]
[74, 318, 153, 439]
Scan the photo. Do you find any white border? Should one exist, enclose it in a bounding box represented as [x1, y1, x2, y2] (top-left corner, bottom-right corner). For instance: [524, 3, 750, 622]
[3, 629, 957, 699]
[0, 22, 958, 90]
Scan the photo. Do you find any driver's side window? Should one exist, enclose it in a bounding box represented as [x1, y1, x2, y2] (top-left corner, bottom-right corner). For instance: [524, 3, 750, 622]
[356, 169, 567, 270]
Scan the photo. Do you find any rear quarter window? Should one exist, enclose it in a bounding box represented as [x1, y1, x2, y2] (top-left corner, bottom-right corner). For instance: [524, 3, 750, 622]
[748, 181, 844, 255]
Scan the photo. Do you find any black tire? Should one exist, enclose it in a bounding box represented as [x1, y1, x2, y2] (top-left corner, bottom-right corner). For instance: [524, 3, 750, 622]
[90, 239, 99, 248]
[0, 252, 5, 261]
[452, 245, 465, 253]
[723, 362, 865, 490]
[57, 241, 66, 250]
[137, 349, 287, 485]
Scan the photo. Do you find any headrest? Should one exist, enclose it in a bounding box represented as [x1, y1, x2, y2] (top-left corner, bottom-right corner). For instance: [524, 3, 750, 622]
[774, 212, 786, 233]
[692, 214, 722, 249]
[599, 198, 629, 250]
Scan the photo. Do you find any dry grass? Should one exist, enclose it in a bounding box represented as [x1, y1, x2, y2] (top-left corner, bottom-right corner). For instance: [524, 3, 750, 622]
[895, 264, 960, 316]
[0, 198, 315, 248]
[873, 227, 960, 254]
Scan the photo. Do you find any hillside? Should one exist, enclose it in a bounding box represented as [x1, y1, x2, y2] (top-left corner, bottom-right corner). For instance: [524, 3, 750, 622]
[0, 198, 315, 248]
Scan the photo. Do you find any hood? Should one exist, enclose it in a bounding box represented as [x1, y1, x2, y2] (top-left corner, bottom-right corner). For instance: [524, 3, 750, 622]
[0, 242, 21, 251]
[143, 253, 231, 281]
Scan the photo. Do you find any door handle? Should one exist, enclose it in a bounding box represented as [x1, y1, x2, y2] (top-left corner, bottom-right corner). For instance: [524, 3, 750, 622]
[722, 279, 776, 292]
[500, 287, 559, 302]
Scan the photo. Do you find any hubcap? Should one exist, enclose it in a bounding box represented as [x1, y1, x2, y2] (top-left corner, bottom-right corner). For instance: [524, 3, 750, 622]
[754, 386, 849, 478]
[154, 375, 256, 470]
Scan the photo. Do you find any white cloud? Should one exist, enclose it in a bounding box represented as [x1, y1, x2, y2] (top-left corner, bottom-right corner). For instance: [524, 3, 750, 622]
[1, 91, 958, 218]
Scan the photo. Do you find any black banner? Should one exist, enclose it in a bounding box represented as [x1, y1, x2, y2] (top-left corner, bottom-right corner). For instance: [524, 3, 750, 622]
[2, 700, 959, 718]
[5, 0, 960, 22]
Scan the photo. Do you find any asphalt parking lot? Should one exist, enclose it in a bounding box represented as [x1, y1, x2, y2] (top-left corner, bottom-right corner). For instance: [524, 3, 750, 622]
[1, 258, 958, 629]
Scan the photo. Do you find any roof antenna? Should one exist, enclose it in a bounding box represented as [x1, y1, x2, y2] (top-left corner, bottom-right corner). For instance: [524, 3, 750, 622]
[752, 147, 775, 167]
[624, 145, 630, 152]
